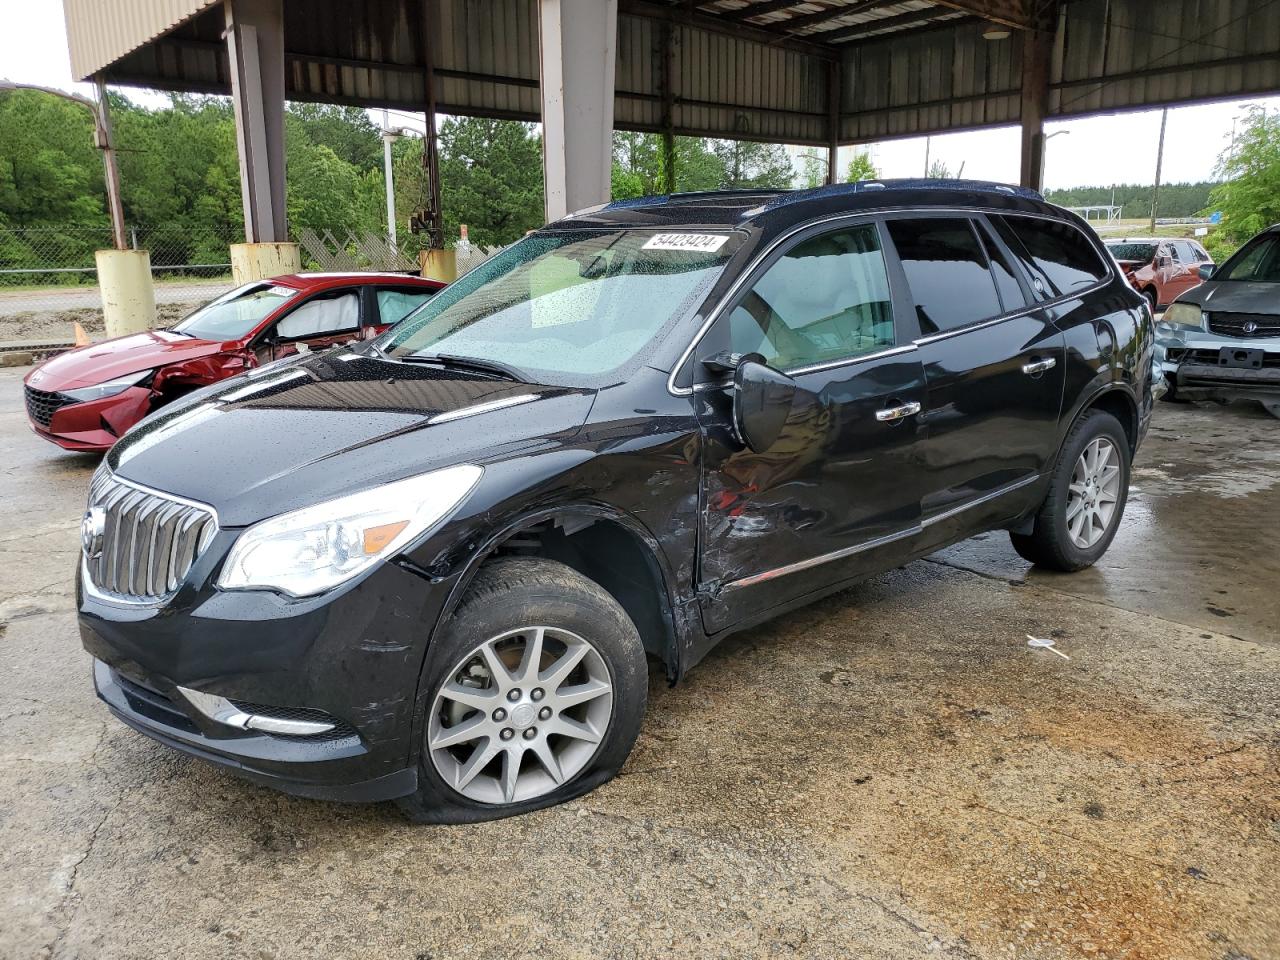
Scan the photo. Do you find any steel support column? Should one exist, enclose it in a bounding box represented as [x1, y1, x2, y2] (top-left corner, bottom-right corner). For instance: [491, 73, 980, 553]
[1018, 25, 1053, 192]
[224, 0, 288, 243]
[826, 60, 841, 185]
[539, 0, 618, 221]
[660, 20, 677, 195]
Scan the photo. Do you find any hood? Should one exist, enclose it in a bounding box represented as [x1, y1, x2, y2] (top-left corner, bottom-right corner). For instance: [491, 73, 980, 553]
[107, 349, 596, 525]
[25, 330, 226, 391]
[1182, 280, 1280, 314]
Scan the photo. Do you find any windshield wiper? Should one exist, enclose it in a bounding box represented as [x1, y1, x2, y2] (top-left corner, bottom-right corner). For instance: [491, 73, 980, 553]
[400, 352, 526, 382]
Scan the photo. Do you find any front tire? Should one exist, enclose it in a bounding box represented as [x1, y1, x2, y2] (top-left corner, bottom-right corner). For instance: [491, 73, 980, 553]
[1010, 410, 1130, 572]
[397, 557, 647, 823]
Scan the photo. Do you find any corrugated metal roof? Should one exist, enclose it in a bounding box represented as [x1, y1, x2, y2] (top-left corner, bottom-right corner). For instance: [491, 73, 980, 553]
[69, 0, 1280, 147]
[840, 0, 1280, 143]
[63, 0, 219, 80]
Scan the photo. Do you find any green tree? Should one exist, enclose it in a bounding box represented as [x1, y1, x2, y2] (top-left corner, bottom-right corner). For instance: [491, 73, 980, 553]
[611, 132, 727, 199]
[798, 148, 826, 189]
[927, 159, 952, 179]
[1042, 181, 1217, 219]
[1206, 107, 1280, 242]
[288, 103, 383, 171]
[0, 89, 105, 225]
[712, 139, 794, 190]
[846, 151, 879, 182]
[434, 117, 545, 247]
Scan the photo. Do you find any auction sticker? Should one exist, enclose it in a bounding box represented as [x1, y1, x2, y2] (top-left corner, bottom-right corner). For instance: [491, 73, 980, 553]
[642, 233, 729, 252]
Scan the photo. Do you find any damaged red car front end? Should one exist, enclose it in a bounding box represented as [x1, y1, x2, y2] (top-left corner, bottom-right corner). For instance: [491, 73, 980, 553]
[23, 272, 444, 452]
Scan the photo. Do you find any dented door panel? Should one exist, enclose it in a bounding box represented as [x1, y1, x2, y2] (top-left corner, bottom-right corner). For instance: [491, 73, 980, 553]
[694, 351, 928, 634]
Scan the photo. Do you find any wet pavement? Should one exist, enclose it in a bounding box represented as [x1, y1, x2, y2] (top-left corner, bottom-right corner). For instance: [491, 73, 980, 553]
[1, 364, 1276, 960]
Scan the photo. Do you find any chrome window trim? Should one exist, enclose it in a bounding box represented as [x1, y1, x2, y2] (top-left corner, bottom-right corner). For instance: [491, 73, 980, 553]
[786, 343, 919, 378]
[720, 473, 1041, 592]
[667, 206, 1113, 398]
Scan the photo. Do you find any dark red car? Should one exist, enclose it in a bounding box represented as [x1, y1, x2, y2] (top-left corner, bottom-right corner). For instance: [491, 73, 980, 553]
[24, 272, 444, 452]
[1103, 237, 1213, 310]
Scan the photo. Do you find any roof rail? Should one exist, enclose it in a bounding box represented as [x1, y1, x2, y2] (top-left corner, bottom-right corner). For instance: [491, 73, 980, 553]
[762, 178, 1043, 210]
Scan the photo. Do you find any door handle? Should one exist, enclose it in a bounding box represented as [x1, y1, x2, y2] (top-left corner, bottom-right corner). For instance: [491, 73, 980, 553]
[875, 401, 921, 423]
[1022, 357, 1057, 376]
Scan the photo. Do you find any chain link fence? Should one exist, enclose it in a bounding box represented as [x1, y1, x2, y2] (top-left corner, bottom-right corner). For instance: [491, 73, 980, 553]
[0, 224, 238, 344]
[1, 223, 499, 345]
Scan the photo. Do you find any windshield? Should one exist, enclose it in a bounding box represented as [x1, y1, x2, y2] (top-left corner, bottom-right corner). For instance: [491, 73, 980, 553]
[1216, 233, 1280, 282]
[381, 229, 739, 384]
[1106, 242, 1157, 262]
[173, 283, 298, 340]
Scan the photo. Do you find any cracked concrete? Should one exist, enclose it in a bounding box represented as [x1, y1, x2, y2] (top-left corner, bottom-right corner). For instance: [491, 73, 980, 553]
[0, 366, 1277, 960]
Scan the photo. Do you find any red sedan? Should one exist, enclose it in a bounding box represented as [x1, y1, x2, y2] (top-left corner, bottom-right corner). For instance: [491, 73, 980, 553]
[23, 272, 444, 452]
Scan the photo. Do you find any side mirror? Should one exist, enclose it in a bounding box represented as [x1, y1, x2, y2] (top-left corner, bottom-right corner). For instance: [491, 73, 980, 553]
[732, 358, 796, 454]
[1198, 263, 1215, 281]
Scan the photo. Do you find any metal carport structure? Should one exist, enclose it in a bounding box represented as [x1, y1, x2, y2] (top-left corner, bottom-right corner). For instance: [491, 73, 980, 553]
[62, 0, 1280, 253]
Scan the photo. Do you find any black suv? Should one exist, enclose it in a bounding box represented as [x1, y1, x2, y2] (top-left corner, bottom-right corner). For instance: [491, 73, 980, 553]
[78, 181, 1154, 821]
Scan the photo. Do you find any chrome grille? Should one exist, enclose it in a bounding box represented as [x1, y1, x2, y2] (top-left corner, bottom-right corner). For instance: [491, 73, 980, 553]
[85, 468, 218, 602]
[1207, 312, 1280, 338]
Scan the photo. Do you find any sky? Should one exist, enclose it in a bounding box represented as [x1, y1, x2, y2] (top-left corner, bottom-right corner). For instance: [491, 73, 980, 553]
[3, 0, 1276, 190]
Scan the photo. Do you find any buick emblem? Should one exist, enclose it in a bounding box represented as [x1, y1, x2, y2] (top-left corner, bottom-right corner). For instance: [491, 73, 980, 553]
[1242, 320, 1258, 335]
[81, 507, 105, 559]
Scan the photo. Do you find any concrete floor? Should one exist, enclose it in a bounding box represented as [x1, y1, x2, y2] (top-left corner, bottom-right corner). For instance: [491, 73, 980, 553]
[1, 364, 1276, 960]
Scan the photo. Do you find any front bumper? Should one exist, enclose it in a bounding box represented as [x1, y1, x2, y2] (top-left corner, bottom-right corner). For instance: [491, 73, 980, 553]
[26, 385, 153, 452]
[79, 545, 454, 803]
[1155, 326, 1280, 403]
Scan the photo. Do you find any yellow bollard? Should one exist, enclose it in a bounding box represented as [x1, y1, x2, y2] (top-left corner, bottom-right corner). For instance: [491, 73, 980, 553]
[95, 249, 157, 338]
[229, 242, 302, 284]
[419, 248, 457, 283]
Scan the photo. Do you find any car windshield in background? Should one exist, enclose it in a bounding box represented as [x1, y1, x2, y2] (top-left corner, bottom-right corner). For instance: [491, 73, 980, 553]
[383, 230, 739, 384]
[1107, 242, 1157, 262]
[172, 283, 298, 340]
[1216, 234, 1280, 283]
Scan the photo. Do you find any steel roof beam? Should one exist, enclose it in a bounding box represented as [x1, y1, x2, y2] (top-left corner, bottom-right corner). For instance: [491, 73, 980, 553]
[619, 0, 839, 58]
[822, 6, 959, 42]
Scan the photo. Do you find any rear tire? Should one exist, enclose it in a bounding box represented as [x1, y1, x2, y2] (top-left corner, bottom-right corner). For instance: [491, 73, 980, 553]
[397, 557, 647, 824]
[1010, 410, 1130, 572]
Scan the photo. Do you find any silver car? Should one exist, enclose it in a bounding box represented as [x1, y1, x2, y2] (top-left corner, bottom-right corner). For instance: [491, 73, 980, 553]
[1156, 223, 1280, 418]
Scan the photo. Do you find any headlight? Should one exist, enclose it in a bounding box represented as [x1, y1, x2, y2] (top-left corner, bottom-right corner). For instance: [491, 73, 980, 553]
[63, 370, 151, 403]
[1161, 303, 1203, 331]
[218, 464, 483, 597]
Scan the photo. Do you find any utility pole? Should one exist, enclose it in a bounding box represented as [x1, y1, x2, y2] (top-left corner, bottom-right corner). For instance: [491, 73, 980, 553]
[381, 110, 399, 250]
[1149, 108, 1168, 234]
[94, 79, 128, 251]
[923, 136, 931, 177]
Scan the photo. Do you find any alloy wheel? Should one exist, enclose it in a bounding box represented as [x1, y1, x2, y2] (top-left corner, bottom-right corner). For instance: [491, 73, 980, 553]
[1065, 437, 1121, 549]
[428, 626, 614, 805]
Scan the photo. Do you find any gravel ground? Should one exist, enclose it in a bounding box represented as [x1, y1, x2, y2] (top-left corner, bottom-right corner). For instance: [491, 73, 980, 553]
[0, 366, 1276, 960]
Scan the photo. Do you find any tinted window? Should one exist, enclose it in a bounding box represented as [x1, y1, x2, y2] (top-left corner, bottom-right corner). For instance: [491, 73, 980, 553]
[1106, 242, 1157, 263]
[886, 218, 1002, 334]
[977, 221, 1029, 312]
[377, 288, 436, 325]
[1216, 233, 1280, 283]
[726, 223, 893, 369]
[995, 216, 1109, 296]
